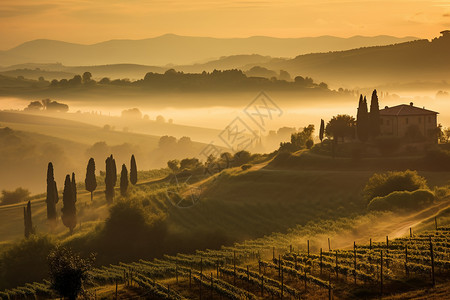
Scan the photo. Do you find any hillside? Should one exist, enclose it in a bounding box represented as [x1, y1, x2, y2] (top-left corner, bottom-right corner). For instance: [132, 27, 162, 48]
[261, 34, 450, 87]
[0, 111, 218, 192]
[0, 35, 418, 67]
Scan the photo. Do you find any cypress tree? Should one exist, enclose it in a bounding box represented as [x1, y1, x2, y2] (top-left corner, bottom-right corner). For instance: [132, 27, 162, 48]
[23, 200, 34, 238]
[357, 95, 369, 142]
[369, 89, 381, 138]
[61, 175, 77, 234]
[105, 155, 116, 204]
[319, 119, 325, 142]
[46, 162, 59, 221]
[130, 154, 137, 185]
[85, 158, 97, 202]
[71, 173, 77, 203]
[120, 164, 129, 197]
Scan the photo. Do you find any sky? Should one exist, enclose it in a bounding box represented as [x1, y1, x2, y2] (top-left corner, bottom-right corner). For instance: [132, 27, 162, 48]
[0, 0, 449, 50]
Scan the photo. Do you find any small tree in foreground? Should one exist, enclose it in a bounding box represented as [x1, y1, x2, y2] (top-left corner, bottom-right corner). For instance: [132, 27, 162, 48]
[48, 246, 95, 300]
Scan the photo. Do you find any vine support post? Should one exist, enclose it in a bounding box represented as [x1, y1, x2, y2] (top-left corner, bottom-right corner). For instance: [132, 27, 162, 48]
[307, 240, 310, 258]
[115, 279, 118, 300]
[354, 241, 357, 285]
[278, 254, 281, 278]
[430, 236, 435, 287]
[328, 238, 331, 251]
[320, 248, 323, 275]
[380, 250, 383, 297]
[233, 251, 236, 285]
[335, 250, 338, 280]
[405, 245, 409, 278]
[386, 236, 389, 269]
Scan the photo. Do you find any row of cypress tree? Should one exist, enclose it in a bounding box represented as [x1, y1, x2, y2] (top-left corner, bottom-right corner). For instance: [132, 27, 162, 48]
[42, 155, 137, 235]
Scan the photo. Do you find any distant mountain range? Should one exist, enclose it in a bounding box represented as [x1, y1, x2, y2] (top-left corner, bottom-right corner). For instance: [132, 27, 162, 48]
[0, 34, 418, 67]
[1, 33, 448, 89]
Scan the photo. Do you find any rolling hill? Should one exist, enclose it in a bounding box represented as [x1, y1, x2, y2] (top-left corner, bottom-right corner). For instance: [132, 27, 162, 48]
[0, 34, 418, 67]
[261, 33, 450, 87]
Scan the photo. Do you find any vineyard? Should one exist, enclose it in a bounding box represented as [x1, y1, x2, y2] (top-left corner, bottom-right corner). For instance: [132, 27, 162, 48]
[1, 224, 449, 299]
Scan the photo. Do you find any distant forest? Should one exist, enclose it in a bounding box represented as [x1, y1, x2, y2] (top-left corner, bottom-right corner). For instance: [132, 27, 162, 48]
[48, 69, 330, 92]
[0, 68, 348, 97]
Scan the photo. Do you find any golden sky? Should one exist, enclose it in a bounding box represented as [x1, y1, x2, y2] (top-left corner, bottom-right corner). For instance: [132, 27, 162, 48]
[0, 0, 449, 49]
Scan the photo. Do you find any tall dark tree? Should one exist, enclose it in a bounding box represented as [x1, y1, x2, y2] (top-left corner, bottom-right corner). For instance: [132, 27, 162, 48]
[23, 200, 34, 238]
[85, 158, 97, 202]
[46, 162, 59, 222]
[357, 95, 369, 142]
[319, 119, 325, 142]
[369, 89, 381, 138]
[130, 155, 137, 185]
[61, 175, 77, 234]
[120, 164, 129, 197]
[105, 155, 116, 204]
[71, 173, 77, 203]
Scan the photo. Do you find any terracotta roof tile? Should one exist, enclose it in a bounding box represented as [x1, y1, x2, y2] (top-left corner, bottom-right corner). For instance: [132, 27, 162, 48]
[379, 104, 438, 116]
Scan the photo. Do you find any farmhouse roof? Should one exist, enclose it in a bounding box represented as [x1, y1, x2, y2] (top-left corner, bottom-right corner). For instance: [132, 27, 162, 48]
[380, 103, 438, 116]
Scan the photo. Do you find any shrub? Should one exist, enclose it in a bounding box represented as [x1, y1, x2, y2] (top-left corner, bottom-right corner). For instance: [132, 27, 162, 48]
[0, 235, 55, 289]
[364, 170, 428, 202]
[368, 189, 434, 212]
[1, 187, 30, 205]
[48, 246, 95, 300]
[305, 139, 314, 149]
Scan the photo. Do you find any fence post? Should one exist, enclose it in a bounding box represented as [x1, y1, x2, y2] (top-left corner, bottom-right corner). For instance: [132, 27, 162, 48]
[410, 227, 412, 238]
[281, 268, 284, 298]
[189, 269, 192, 289]
[273, 247, 275, 260]
[430, 237, 435, 287]
[176, 262, 178, 284]
[328, 238, 331, 251]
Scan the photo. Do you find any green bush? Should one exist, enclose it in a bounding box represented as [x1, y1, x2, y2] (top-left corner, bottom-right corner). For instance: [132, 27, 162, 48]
[364, 170, 428, 202]
[368, 189, 434, 212]
[0, 235, 55, 289]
